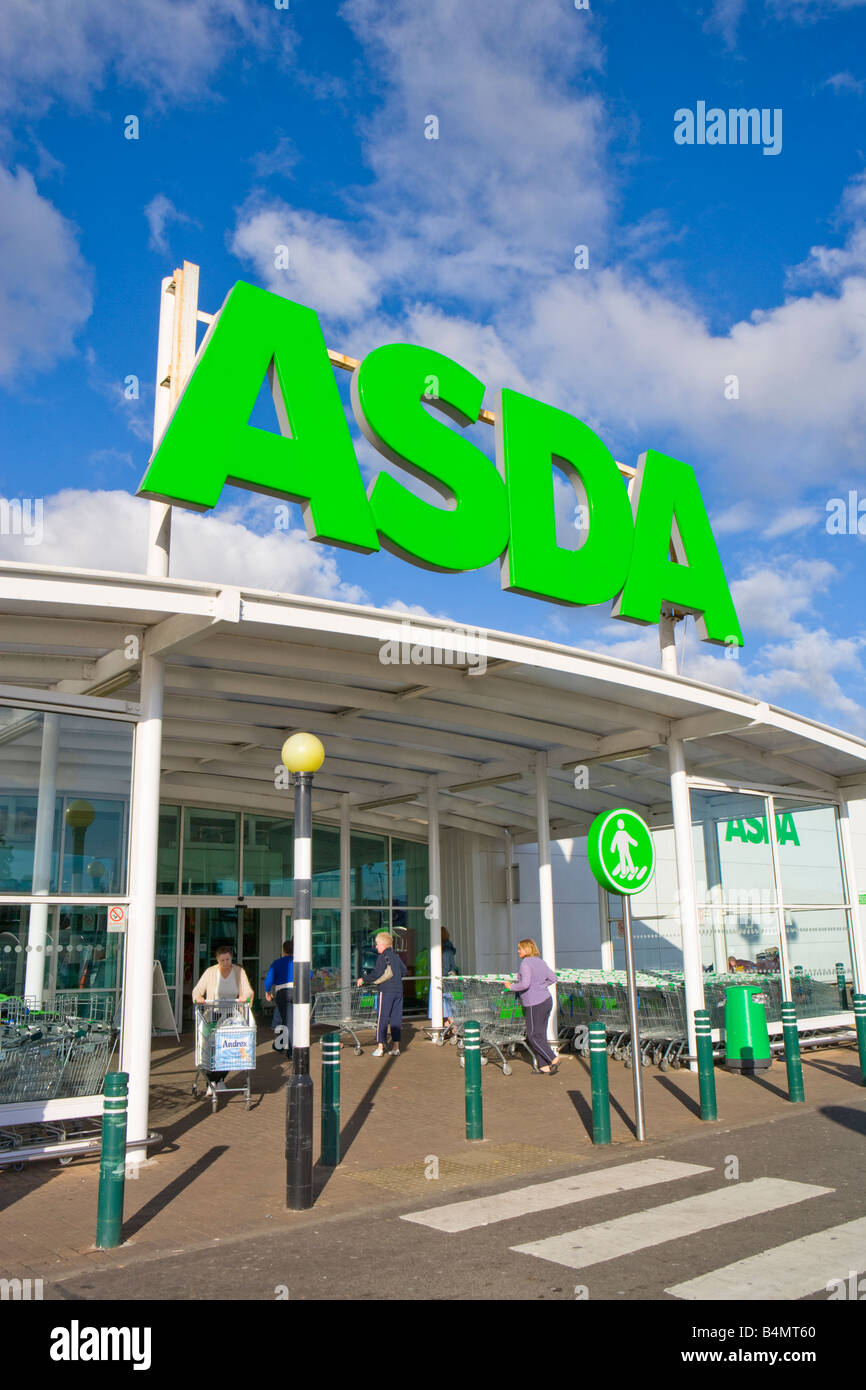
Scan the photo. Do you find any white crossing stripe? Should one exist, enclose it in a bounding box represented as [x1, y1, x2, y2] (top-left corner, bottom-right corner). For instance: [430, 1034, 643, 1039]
[400, 1159, 712, 1233]
[511, 1178, 832, 1271]
[666, 1216, 866, 1300]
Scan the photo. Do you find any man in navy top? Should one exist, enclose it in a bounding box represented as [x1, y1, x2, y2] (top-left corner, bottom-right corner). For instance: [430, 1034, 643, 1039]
[264, 939, 294, 1051]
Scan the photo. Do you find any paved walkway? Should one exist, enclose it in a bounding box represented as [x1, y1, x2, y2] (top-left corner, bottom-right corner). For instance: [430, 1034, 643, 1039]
[1, 1025, 863, 1285]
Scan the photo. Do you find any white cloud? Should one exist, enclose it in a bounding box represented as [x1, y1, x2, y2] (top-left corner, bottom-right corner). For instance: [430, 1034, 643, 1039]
[144, 194, 194, 255]
[0, 0, 296, 114]
[231, 204, 381, 322]
[762, 507, 821, 538]
[0, 489, 366, 603]
[0, 164, 92, 380]
[822, 71, 865, 94]
[250, 135, 299, 181]
[713, 501, 760, 535]
[729, 558, 836, 638]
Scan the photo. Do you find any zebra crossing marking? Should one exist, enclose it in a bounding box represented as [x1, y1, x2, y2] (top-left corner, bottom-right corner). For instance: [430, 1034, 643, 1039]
[400, 1159, 711, 1233]
[511, 1178, 833, 1271]
[666, 1215, 866, 1300]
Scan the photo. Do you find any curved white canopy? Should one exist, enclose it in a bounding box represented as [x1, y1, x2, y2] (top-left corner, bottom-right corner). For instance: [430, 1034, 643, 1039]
[1, 561, 865, 842]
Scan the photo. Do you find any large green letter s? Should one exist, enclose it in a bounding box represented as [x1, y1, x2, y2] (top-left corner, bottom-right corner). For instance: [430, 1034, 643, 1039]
[612, 449, 742, 646]
[351, 344, 509, 572]
[137, 281, 378, 553]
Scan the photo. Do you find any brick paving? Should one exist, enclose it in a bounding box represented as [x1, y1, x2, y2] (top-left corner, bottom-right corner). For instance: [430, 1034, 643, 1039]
[1, 1024, 864, 1285]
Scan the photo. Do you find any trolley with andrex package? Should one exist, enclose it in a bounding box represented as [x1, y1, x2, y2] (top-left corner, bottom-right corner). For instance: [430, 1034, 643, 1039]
[192, 1000, 256, 1111]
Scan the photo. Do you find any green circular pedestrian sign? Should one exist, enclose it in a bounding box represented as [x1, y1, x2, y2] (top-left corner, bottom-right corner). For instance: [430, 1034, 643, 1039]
[587, 807, 655, 895]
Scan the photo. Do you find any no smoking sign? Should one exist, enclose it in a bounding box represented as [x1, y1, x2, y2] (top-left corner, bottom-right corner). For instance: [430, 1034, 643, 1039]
[107, 904, 128, 932]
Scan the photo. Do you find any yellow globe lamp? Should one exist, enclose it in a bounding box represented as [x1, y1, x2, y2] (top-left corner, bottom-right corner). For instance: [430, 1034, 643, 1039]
[280, 732, 325, 774]
[65, 800, 95, 830]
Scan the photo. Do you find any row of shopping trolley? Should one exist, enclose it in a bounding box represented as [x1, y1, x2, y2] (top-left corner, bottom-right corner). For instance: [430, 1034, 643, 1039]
[0, 994, 118, 1104]
[309, 969, 843, 1075]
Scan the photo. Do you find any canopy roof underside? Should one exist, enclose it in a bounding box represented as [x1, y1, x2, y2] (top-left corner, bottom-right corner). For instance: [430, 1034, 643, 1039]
[2, 563, 866, 845]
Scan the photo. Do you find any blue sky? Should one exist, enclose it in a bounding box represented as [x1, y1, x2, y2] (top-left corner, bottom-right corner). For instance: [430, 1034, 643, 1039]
[1, 0, 866, 731]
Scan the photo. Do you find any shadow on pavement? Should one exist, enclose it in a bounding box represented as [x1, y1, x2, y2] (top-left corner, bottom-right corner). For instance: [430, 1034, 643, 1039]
[567, 1054, 636, 1138]
[817, 1103, 866, 1136]
[313, 1050, 395, 1196]
[121, 1145, 229, 1238]
[652, 1073, 702, 1119]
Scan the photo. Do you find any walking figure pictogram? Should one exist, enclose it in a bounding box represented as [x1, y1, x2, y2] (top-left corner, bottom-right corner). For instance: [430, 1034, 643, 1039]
[610, 817, 645, 881]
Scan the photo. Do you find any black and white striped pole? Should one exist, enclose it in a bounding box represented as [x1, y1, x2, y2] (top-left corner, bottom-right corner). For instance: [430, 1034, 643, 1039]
[281, 732, 325, 1211]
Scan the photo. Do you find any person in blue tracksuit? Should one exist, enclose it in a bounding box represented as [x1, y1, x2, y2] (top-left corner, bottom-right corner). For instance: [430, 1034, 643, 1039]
[264, 939, 294, 1052]
[357, 931, 408, 1057]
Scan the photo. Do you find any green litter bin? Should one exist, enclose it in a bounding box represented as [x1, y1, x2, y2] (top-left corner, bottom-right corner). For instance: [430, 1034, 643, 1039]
[723, 984, 772, 1072]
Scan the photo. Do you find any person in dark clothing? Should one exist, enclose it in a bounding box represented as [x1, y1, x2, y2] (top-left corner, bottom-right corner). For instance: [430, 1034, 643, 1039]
[357, 931, 408, 1057]
[264, 938, 294, 1052]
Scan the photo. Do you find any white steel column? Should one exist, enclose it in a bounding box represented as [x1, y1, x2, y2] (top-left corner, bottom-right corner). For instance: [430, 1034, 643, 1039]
[668, 737, 703, 1071]
[702, 818, 726, 973]
[659, 612, 679, 675]
[427, 778, 443, 1032]
[24, 713, 59, 1003]
[598, 881, 615, 971]
[504, 829, 514, 943]
[147, 276, 176, 578]
[766, 795, 793, 1003]
[836, 794, 865, 993]
[120, 654, 165, 1164]
[535, 751, 558, 1043]
[147, 262, 199, 578]
[340, 792, 351, 1003]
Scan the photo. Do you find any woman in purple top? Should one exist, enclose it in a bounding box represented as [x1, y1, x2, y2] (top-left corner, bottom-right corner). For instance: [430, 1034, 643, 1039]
[504, 938, 559, 1074]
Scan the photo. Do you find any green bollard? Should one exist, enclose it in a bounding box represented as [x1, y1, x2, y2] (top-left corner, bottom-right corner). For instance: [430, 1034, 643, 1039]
[464, 1020, 483, 1141]
[96, 1071, 128, 1249]
[320, 1032, 341, 1166]
[853, 995, 866, 1086]
[694, 1010, 717, 1122]
[781, 1002, 805, 1104]
[836, 963, 850, 1010]
[589, 1021, 611, 1145]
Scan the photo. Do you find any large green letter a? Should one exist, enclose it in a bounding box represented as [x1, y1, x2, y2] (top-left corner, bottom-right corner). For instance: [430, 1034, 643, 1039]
[137, 281, 378, 552]
[612, 449, 742, 646]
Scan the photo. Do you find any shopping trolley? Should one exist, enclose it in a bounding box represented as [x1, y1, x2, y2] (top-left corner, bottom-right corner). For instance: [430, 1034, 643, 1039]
[311, 985, 379, 1053]
[447, 977, 536, 1075]
[192, 1001, 255, 1111]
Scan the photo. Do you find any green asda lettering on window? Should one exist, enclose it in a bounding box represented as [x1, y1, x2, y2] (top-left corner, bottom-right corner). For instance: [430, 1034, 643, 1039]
[724, 814, 800, 847]
[137, 281, 743, 648]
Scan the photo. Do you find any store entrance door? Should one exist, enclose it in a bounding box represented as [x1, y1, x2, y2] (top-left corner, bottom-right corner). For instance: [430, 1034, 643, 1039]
[181, 906, 285, 1025]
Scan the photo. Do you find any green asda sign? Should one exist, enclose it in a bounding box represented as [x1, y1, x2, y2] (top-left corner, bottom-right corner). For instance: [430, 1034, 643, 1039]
[138, 281, 743, 647]
[725, 814, 800, 847]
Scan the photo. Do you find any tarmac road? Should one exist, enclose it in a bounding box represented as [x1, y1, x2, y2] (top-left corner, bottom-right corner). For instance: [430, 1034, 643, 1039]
[44, 1096, 866, 1304]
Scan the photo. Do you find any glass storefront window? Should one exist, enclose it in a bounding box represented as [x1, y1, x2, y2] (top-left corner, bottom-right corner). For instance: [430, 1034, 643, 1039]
[351, 833, 388, 905]
[155, 907, 177, 989]
[313, 824, 340, 897]
[54, 906, 123, 998]
[772, 798, 846, 906]
[0, 709, 133, 897]
[312, 907, 340, 972]
[391, 838, 429, 906]
[59, 796, 127, 895]
[158, 806, 180, 894]
[182, 807, 239, 895]
[351, 908, 389, 975]
[243, 813, 293, 896]
[0, 903, 29, 996]
[0, 795, 41, 892]
[690, 788, 781, 973]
